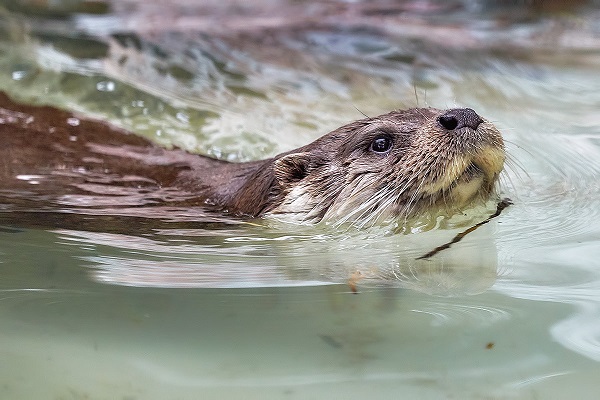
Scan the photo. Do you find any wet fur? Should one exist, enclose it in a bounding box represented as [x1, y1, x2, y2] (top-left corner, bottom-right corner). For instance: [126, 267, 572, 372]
[0, 92, 504, 226]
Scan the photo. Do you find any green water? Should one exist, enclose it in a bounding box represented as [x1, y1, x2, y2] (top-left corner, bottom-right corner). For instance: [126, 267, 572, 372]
[1, 1, 600, 399]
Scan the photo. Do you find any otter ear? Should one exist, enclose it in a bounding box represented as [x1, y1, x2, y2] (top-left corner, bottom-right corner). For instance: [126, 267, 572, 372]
[274, 153, 311, 183]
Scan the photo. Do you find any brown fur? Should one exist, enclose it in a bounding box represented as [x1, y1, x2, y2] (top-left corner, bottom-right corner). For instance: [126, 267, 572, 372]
[0, 92, 504, 226]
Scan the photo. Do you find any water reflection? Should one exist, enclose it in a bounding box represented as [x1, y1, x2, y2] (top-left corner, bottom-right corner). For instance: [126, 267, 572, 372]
[47, 219, 500, 296]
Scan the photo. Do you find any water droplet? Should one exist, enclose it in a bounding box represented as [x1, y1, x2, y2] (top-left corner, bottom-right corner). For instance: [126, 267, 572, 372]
[176, 112, 189, 124]
[67, 118, 80, 127]
[12, 70, 27, 81]
[96, 81, 115, 92]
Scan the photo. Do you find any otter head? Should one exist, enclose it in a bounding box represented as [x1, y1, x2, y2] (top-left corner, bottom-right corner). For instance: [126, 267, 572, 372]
[267, 107, 505, 226]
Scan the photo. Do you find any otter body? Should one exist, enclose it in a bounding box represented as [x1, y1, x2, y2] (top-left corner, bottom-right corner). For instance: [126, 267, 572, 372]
[0, 93, 504, 226]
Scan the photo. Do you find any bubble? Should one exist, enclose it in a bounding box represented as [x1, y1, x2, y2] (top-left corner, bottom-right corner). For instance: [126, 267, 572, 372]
[96, 81, 116, 92]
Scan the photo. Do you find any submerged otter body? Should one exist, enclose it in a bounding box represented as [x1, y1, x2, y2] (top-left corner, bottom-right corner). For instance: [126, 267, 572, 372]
[0, 92, 504, 226]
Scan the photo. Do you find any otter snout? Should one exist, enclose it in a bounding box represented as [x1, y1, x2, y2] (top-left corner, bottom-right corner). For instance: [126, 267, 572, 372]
[438, 108, 483, 131]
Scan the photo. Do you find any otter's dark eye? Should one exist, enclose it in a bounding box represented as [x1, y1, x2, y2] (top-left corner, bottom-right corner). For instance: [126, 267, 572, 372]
[370, 135, 393, 153]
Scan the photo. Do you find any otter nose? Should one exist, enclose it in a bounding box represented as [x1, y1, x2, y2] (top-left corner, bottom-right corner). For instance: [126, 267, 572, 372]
[438, 108, 483, 130]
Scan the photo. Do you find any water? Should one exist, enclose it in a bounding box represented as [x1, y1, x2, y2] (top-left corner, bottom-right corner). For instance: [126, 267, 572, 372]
[1, 1, 600, 398]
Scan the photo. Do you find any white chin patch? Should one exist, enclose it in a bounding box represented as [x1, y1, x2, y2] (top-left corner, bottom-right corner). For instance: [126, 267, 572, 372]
[449, 174, 485, 206]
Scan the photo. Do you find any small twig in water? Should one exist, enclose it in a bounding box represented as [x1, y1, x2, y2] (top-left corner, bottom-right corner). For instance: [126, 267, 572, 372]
[417, 198, 512, 260]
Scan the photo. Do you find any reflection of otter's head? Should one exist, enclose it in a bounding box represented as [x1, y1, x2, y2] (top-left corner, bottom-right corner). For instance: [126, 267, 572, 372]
[269, 107, 505, 225]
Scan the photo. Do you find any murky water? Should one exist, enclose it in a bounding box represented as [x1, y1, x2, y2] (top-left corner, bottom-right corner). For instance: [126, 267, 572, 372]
[0, 1, 600, 399]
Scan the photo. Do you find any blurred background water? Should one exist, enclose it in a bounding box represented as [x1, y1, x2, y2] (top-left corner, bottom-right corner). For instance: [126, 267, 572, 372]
[0, 0, 599, 399]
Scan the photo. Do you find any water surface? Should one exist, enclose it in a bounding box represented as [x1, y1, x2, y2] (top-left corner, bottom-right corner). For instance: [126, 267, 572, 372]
[0, 1, 599, 398]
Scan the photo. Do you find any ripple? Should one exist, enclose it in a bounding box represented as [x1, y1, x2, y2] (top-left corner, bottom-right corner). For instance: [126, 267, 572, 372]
[411, 300, 516, 328]
[495, 128, 600, 257]
[495, 279, 600, 362]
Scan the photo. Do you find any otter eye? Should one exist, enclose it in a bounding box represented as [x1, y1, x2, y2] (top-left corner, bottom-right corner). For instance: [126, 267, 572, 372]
[370, 135, 393, 153]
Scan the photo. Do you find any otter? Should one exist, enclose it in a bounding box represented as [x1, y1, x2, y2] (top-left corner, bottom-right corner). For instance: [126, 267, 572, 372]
[0, 92, 504, 227]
